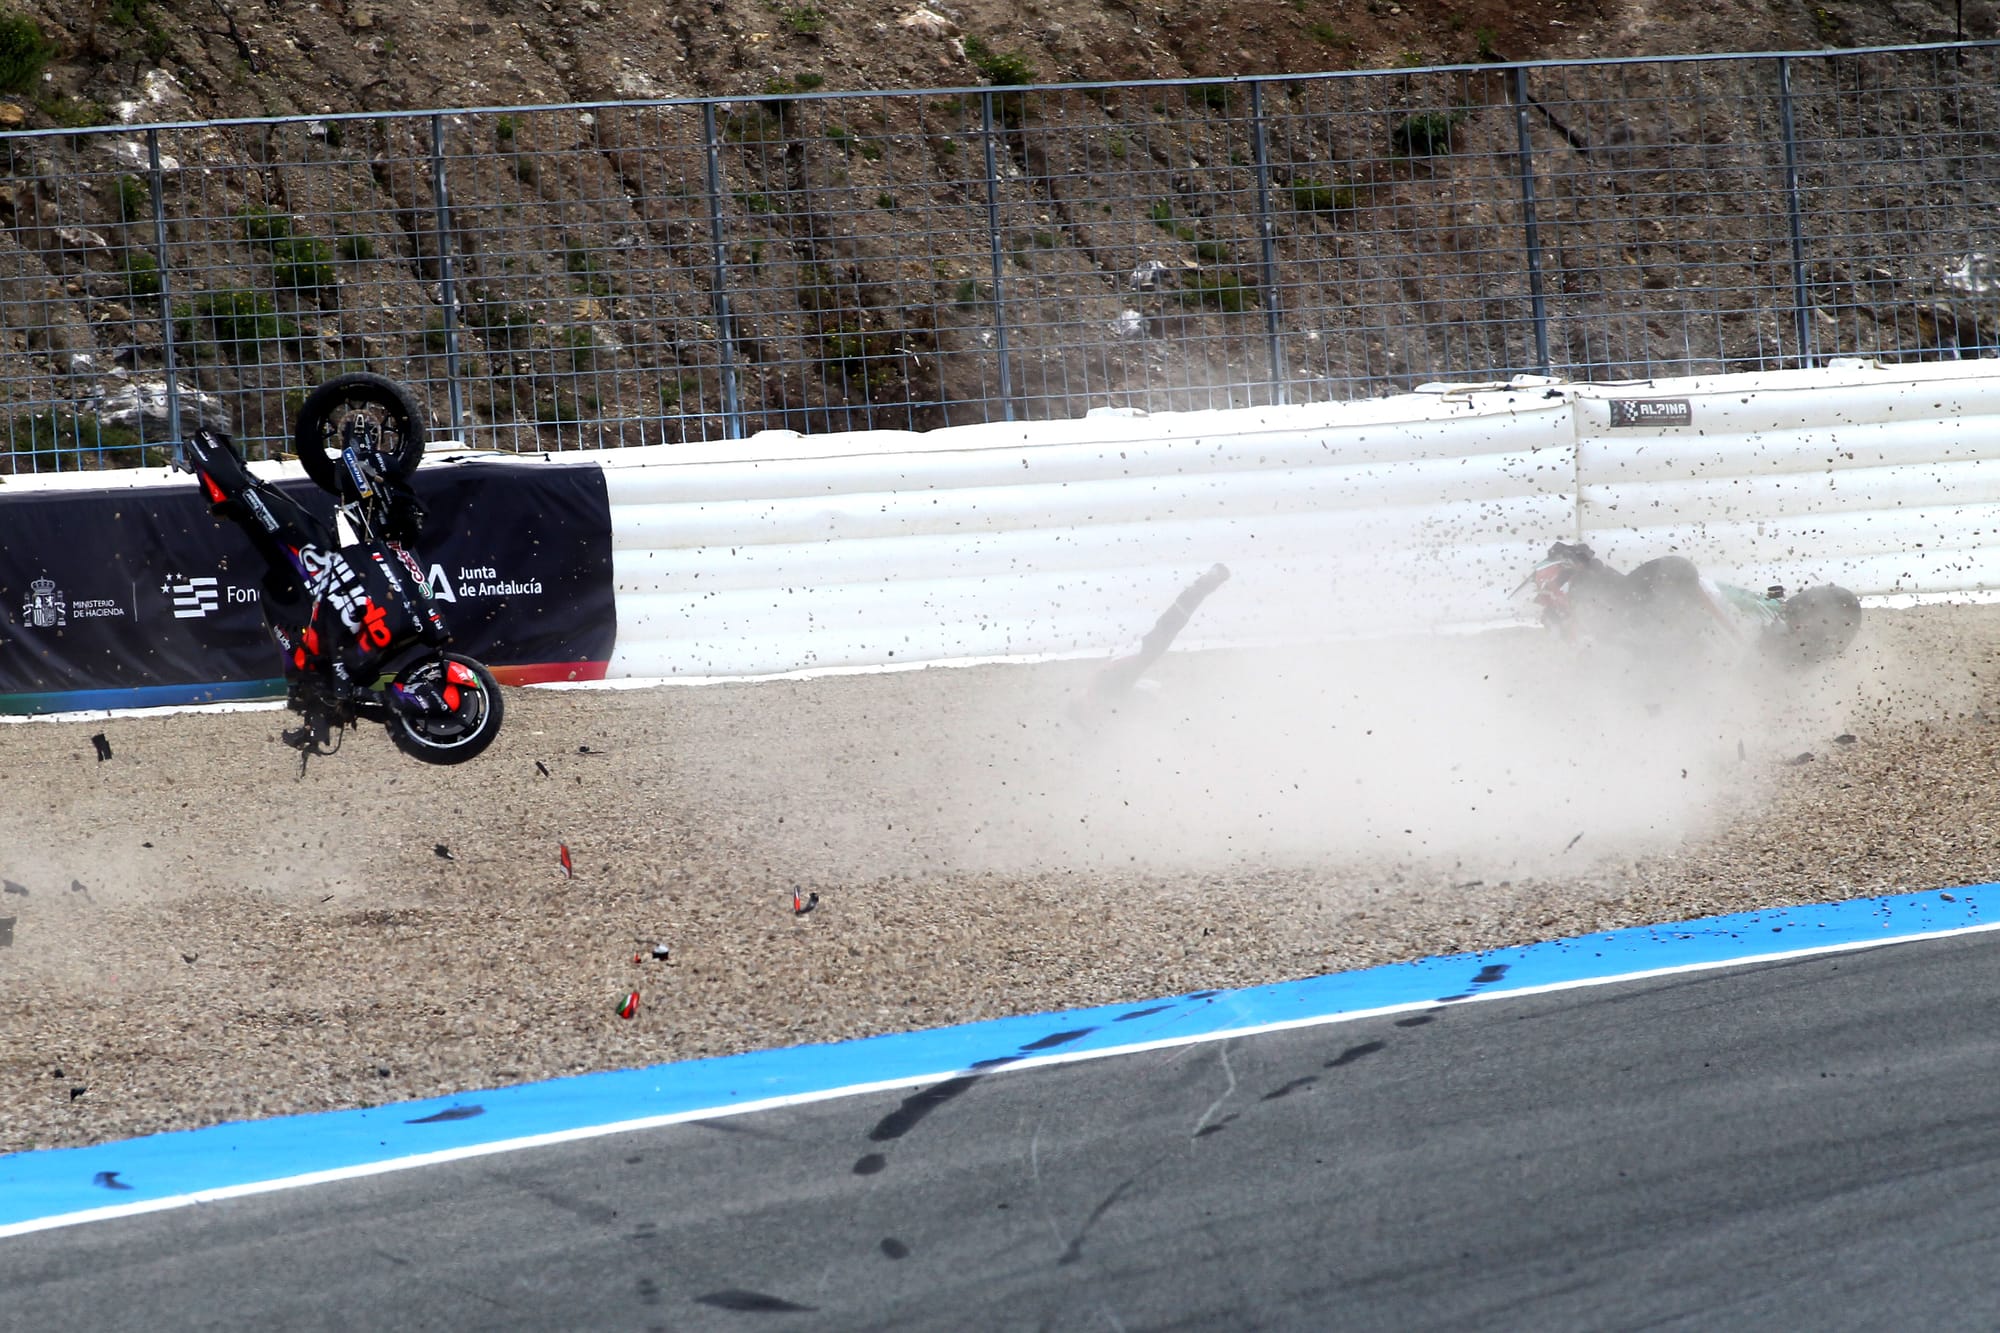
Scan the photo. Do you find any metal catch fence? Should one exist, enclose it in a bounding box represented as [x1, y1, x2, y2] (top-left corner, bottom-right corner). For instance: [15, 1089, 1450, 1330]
[4, 41, 1999, 472]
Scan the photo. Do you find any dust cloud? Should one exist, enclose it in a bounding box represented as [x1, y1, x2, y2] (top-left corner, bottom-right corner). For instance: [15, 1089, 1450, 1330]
[702, 603, 1963, 884]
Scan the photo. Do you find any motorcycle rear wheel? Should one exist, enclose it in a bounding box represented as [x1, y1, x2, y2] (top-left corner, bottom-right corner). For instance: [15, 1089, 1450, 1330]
[387, 653, 504, 765]
[294, 373, 427, 496]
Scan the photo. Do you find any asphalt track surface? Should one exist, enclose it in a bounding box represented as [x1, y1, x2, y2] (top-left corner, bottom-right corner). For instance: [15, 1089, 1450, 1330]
[7, 930, 2000, 1331]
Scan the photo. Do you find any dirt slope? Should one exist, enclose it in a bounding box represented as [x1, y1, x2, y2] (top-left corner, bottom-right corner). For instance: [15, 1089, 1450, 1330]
[1, 0, 1993, 462]
[2, 0, 1989, 130]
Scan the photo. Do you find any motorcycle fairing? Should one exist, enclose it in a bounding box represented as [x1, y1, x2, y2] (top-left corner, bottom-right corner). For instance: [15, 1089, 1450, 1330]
[286, 539, 444, 682]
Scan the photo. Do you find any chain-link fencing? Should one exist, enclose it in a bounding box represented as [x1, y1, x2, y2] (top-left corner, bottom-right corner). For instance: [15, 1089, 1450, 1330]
[3, 41, 1998, 471]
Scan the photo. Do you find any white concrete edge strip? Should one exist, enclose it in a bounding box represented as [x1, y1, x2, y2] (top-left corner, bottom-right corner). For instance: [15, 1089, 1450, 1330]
[8, 915, 1995, 1242]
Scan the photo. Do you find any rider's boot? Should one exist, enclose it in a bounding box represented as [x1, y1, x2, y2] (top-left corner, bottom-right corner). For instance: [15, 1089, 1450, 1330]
[281, 710, 331, 752]
[280, 663, 340, 752]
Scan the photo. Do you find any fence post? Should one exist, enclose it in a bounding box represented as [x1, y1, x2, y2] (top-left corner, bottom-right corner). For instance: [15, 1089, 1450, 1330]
[145, 128, 183, 463]
[427, 113, 467, 437]
[1776, 57, 1816, 368]
[1510, 67, 1553, 378]
[1248, 80, 1289, 406]
[701, 100, 746, 440]
[979, 91, 1017, 422]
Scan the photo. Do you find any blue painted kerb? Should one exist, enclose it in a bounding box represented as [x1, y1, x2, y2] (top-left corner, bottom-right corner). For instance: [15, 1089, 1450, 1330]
[1, 884, 1988, 1229]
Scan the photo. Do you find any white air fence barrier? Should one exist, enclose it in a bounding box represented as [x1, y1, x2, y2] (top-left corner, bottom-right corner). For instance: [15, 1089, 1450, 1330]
[598, 385, 1579, 678]
[1574, 359, 2000, 604]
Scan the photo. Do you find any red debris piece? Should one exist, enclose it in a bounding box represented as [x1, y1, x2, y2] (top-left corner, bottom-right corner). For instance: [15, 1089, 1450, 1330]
[618, 991, 640, 1020]
[559, 843, 574, 878]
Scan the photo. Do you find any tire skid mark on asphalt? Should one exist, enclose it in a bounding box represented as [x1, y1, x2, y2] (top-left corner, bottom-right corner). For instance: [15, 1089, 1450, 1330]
[4, 884, 1996, 1239]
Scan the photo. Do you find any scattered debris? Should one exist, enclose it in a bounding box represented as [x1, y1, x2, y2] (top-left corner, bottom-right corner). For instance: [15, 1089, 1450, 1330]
[92, 1171, 132, 1191]
[141, 841, 153, 848]
[180, 952, 197, 965]
[1942, 892, 1958, 903]
[793, 890, 820, 916]
[650, 942, 671, 962]
[1834, 733, 1857, 745]
[535, 760, 551, 777]
[1562, 832, 1583, 853]
[896, 6, 955, 36]
[433, 843, 454, 860]
[69, 1086, 86, 1101]
[559, 843, 574, 878]
[2, 880, 25, 896]
[1787, 752, 1815, 766]
[1129, 258, 1170, 291]
[1450, 880, 1484, 890]
[1075, 563, 1232, 721]
[1945, 251, 1996, 295]
[377, 1066, 391, 1078]
[70, 879, 91, 900]
[91, 732, 112, 762]
[618, 991, 641, 1019]
[1737, 739, 1746, 762]
[577, 744, 605, 756]
[0, 917, 13, 947]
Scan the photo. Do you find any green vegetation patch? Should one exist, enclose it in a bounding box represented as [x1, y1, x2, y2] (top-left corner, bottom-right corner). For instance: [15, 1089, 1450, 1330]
[237, 207, 338, 295]
[1289, 177, 1357, 213]
[121, 248, 161, 298]
[780, 5, 824, 36]
[1149, 200, 1198, 242]
[563, 241, 613, 296]
[177, 288, 301, 349]
[114, 175, 150, 225]
[0, 13, 53, 96]
[5, 409, 143, 460]
[36, 95, 111, 128]
[1177, 271, 1257, 313]
[1391, 110, 1466, 157]
[963, 36, 1035, 87]
[108, 0, 172, 61]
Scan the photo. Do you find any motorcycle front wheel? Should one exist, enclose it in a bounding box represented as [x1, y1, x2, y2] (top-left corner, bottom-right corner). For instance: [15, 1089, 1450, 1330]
[387, 652, 504, 764]
[294, 372, 427, 496]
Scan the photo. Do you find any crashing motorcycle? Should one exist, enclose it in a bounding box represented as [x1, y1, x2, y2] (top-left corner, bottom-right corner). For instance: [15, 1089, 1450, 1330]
[179, 373, 504, 766]
[1519, 540, 1862, 671]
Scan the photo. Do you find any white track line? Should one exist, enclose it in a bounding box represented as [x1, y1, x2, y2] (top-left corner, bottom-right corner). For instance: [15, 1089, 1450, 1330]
[7, 916, 1997, 1242]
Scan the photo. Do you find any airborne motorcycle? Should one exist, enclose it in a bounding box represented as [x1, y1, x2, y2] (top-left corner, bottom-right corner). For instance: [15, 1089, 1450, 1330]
[179, 373, 504, 764]
[1519, 540, 1863, 670]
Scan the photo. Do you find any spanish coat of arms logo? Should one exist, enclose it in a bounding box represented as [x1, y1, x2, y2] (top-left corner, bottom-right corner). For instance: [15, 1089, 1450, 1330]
[23, 576, 66, 628]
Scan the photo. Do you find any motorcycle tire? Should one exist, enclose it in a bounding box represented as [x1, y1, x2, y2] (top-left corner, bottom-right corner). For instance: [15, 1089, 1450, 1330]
[294, 373, 427, 496]
[387, 652, 504, 765]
